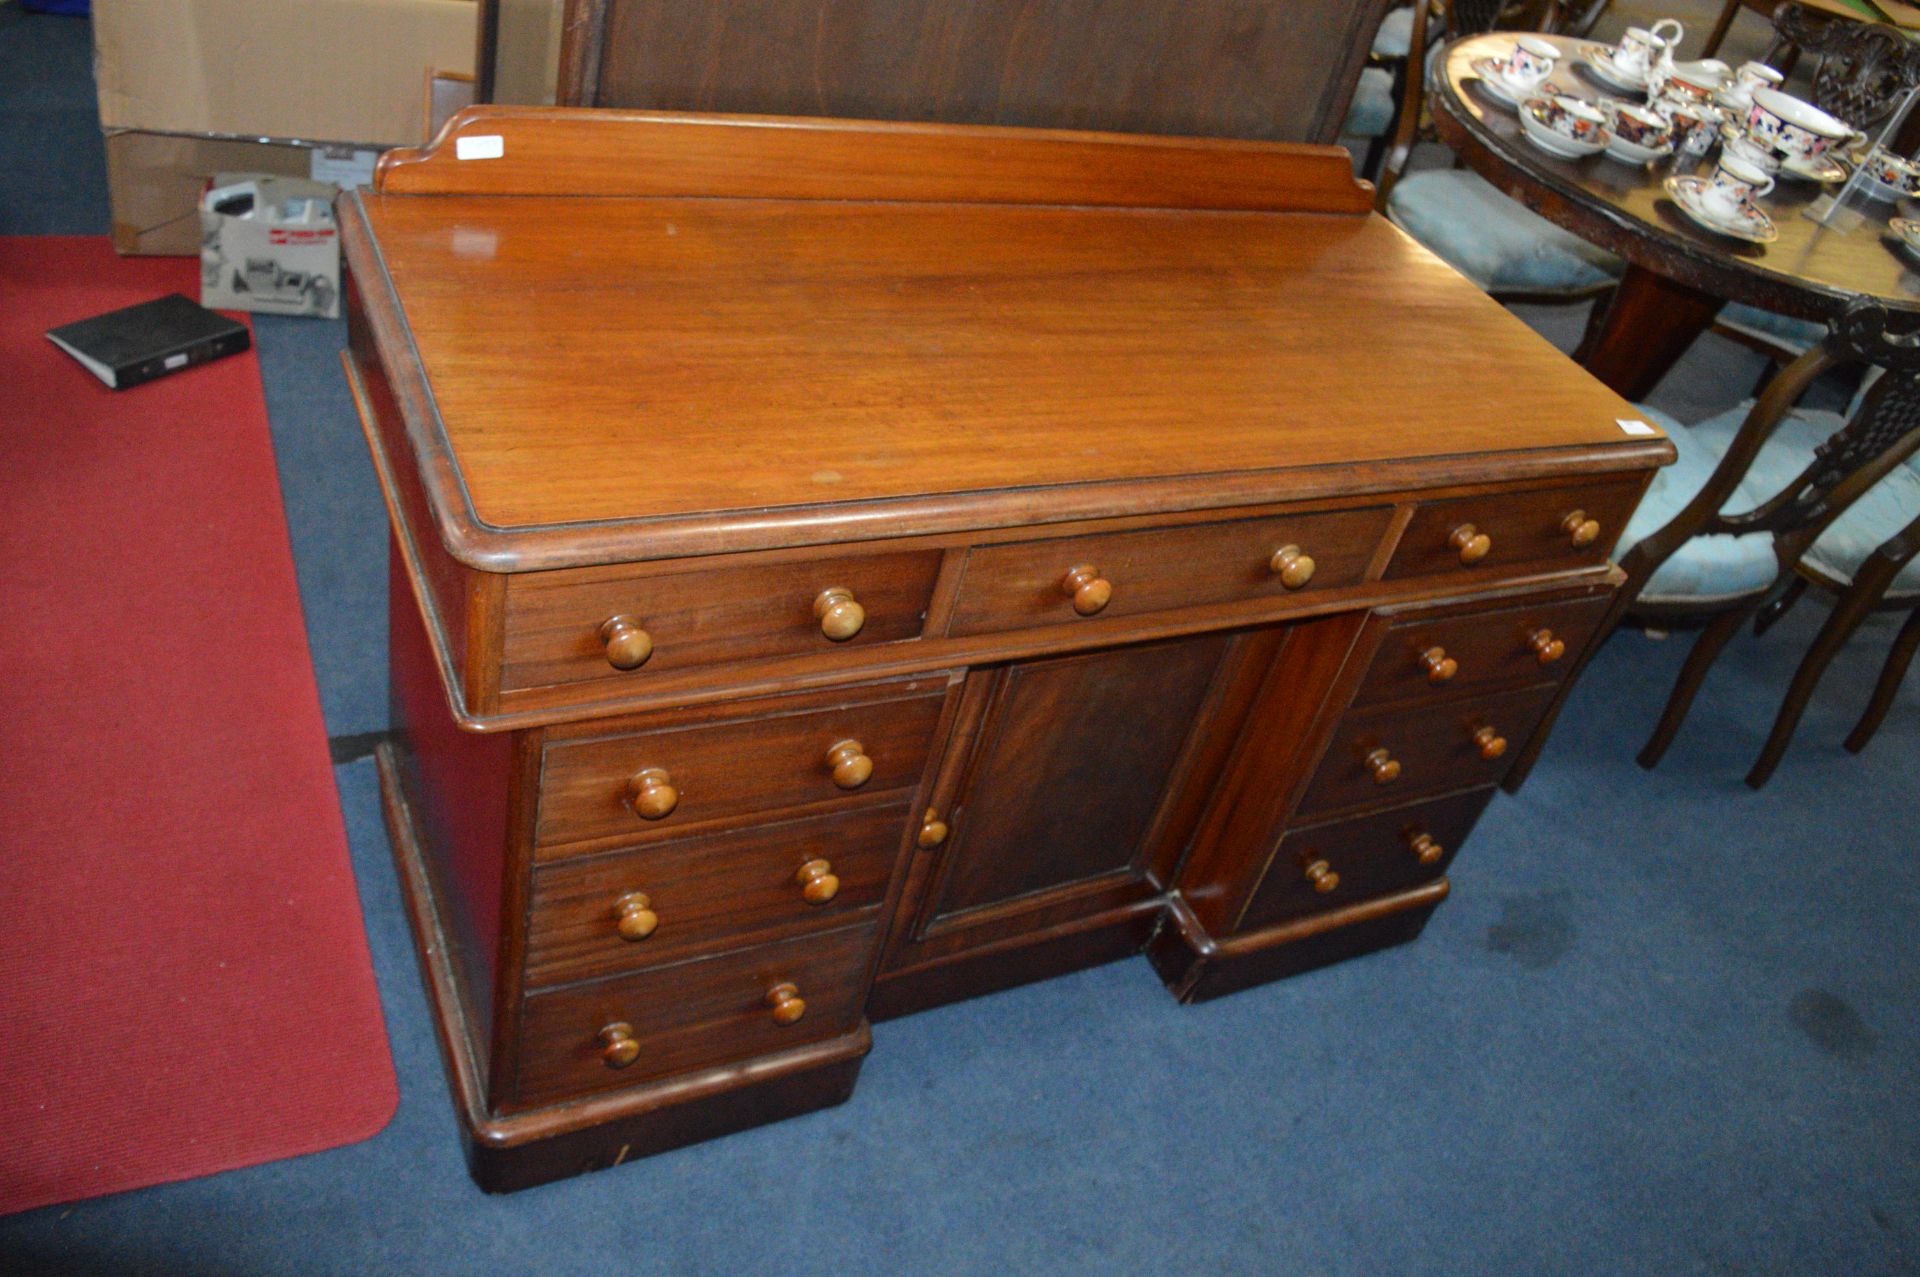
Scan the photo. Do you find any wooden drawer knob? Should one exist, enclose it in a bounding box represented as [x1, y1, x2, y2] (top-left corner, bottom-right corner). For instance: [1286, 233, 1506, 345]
[627, 767, 679, 820]
[1407, 831, 1444, 866]
[1528, 628, 1566, 664]
[917, 808, 949, 849]
[1303, 858, 1340, 894]
[1419, 646, 1459, 683]
[1449, 523, 1492, 565]
[795, 858, 840, 904]
[813, 587, 866, 641]
[612, 891, 658, 941]
[766, 982, 807, 1026]
[1269, 544, 1316, 589]
[1472, 725, 1508, 760]
[1061, 564, 1113, 616]
[600, 615, 654, 670]
[599, 1022, 640, 1069]
[1561, 510, 1602, 548]
[1364, 747, 1401, 784]
[825, 738, 873, 789]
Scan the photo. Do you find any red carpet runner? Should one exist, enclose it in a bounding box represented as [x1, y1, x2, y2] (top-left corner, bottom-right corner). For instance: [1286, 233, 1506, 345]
[0, 239, 397, 1215]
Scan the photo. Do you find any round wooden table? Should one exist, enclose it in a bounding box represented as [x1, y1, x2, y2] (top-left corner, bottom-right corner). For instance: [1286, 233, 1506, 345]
[1429, 31, 1920, 398]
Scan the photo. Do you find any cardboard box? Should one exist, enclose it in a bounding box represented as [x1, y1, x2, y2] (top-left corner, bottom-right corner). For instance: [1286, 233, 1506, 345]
[95, 0, 477, 146]
[492, 0, 564, 107]
[96, 0, 474, 254]
[200, 174, 343, 319]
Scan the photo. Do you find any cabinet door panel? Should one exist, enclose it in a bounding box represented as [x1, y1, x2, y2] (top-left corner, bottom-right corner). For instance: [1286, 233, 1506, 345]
[914, 634, 1232, 939]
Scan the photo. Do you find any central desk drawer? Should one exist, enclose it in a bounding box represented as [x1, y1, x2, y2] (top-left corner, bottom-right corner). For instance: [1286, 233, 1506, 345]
[536, 684, 947, 853]
[526, 802, 907, 988]
[515, 922, 876, 1107]
[945, 506, 1394, 636]
[501, 548, 944, 692]
[1294, 684, 1559, 821]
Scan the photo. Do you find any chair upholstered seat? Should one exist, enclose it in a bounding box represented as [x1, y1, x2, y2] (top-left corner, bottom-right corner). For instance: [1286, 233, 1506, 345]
[1386, 168, 1623, 294]
[1373, 5, 1415, 59]
[1344, 66, 1396, 138]
[1717, 301, 1827, 352]
[1617, 402, 1920, 605]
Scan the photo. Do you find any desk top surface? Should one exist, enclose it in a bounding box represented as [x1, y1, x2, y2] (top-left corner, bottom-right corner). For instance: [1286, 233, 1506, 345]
[347, 109, 1666, 565]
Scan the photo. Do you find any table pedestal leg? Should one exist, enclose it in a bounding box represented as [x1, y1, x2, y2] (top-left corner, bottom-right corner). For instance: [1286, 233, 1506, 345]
[1572, 264, 1722, 401]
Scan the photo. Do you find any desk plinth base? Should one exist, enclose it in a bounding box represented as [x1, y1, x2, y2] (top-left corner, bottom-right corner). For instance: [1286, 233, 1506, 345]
[376, 743, 870, 1194]
[1149, 881, 1450, 1004]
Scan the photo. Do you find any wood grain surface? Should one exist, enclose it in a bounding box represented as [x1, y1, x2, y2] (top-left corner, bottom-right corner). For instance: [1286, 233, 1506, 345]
[356, 181, 1652, 536]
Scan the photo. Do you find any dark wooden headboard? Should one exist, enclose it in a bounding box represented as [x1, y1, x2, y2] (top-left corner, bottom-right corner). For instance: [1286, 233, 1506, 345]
[554, 0, 1393, 145]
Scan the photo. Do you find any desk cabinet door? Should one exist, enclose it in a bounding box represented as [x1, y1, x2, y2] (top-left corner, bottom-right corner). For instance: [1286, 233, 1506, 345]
[880, 633, 1239, 979]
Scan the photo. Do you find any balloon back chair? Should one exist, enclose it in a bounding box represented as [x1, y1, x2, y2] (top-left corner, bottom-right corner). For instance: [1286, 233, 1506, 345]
[1502, 301, 1920, 791]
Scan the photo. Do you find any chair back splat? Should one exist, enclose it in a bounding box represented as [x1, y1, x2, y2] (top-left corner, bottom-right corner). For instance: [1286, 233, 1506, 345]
[1771, 3, 1920, 129]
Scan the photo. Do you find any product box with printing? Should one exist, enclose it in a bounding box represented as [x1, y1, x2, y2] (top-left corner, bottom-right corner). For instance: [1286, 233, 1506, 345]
[199, 175, 342, 319]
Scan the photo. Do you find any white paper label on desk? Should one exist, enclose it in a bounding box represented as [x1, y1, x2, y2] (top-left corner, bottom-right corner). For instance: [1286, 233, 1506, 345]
[1617, 418, 1658, 436]
[455, 135, 505, 161]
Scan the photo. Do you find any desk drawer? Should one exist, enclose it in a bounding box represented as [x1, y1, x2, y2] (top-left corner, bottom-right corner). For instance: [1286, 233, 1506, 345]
[515, 923, 876, 1107]
[1294, 684, 1558, 821]
[536, 683, 947, 853]
[501, 549, 944, 692]
[1240, 788, 1494, 931]
[1353, 592, 1611, 708]
[946, 506, 1394, 636]
[525, 802, 907, 988]
[1383, 479, 1642, 581]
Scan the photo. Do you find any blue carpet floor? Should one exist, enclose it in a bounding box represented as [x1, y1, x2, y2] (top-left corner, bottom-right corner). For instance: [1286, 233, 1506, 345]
[4, 11, 1918, 1275]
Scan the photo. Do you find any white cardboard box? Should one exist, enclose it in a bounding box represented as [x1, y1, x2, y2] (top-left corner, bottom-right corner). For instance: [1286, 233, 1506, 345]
[199, 175, 342, 319]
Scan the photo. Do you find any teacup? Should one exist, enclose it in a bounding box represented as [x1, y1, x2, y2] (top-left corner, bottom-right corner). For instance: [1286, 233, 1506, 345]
[1665, 102, 1726, 158]
[1703, 152, 1775, 218]
[1724, 131, 1782, 173]
[1747, 87, 1852, 161]
[1501, 35, 1561, 88]
[1734, 62, 1784, 96]
[1612, 104, 1672, 150]
[1865, 148, 1920, 194]
[1538, 94, 1609, 144]
[1613, 27, 1665, 79]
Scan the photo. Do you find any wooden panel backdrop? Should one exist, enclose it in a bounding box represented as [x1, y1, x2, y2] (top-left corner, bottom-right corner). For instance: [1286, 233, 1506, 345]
[553, 0, 1392, 144]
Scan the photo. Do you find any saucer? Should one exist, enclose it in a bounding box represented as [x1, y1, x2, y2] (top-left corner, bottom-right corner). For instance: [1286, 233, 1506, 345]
[1666, 175, 1778, 242]
[1604, 132, 1673, 165]
[1858, 166, 1912, 202]
[1471, 57, 1542, 109]
[1779, 149, 1848, 183]
[1519, 97, 1610, 158]
[1889, 216, 1920, 259]
[1581, 49, 1647, 94]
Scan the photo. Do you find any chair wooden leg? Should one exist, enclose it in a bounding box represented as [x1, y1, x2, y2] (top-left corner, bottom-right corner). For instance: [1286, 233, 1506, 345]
[1846, 606, 1920, 754]
[1639, 604, 1755, 768]
[1702, 0, 1741, 58]
[1754, 577, 1806, 636]
[1746, 588, 1879, 788]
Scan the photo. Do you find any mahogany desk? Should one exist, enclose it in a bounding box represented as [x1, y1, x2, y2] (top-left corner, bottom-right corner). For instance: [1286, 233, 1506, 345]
[340, 106, 1672, 1191]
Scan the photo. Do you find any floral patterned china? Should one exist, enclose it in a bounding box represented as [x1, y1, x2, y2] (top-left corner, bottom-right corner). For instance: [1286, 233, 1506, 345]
[1664, 174, 1779, 243]
[1519, 94, 1611, 158]
[1888, 217, 1920, 260]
